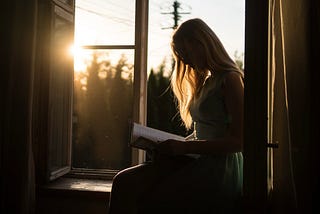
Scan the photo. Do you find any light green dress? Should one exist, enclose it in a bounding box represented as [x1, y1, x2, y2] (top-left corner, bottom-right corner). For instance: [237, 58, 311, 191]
[187, 71, 243, 212]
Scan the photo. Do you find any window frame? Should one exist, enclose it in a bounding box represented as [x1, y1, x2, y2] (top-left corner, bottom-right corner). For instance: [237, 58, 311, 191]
[48, 4, 74, 181]
[34, 1, 272, 209]
[34, 0, 149, 183]
[33, 1, 75, 183]
[68, 0, 149, 178]
[53, 0, 75, 12]
[243, 0, 269, 211]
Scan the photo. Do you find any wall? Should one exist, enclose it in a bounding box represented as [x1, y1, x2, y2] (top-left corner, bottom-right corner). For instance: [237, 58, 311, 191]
[36, 188, 109, 214]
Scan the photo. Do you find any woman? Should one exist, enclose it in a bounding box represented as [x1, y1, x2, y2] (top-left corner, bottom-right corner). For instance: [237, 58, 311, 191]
[108, 18, 244, 214]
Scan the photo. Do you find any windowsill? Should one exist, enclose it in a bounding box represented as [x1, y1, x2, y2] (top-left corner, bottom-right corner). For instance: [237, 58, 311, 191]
[38, 177, 112, 200]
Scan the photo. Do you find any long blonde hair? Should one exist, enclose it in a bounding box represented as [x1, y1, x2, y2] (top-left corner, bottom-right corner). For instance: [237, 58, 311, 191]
[171, 18, 243, 129]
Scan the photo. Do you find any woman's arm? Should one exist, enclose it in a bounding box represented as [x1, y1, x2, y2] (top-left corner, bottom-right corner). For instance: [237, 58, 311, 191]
[156, 72, 244, 156]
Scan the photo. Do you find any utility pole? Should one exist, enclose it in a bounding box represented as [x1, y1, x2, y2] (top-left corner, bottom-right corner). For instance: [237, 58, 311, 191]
[161, 0, 191, 29]
[161, 0, 191, 71]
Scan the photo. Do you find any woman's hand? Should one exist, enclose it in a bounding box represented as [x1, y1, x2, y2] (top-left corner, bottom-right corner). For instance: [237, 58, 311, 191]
[155, 139, 187, 156]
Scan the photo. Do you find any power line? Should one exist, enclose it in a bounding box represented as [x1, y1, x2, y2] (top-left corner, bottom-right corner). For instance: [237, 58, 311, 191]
[76, 5, 133, 27]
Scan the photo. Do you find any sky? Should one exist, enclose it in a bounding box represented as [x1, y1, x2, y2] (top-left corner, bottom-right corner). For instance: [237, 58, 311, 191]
[74, 0, 245, 73]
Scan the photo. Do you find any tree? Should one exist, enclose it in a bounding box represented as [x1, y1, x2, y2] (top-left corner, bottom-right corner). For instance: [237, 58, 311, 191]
[73, 52, 133, 169]
[147, 60, 189, 136]
[107, 54, 133, 168]
[234, 50, 244, 71]
[73, 53, 104, 167]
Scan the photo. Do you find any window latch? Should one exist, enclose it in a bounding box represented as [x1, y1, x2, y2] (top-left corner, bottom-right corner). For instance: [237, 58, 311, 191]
[267, 141, 279, 148]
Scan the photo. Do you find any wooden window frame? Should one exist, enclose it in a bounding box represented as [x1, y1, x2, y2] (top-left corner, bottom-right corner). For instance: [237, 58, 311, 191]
[33, 1, 75, 183]
[243, 0, 270, 212]
[34, 0, 149, 183]
[69, 0, 149, 178]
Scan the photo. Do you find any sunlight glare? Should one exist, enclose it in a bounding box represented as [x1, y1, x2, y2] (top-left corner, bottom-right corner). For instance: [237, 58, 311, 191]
[70, 44, 87, 73]
[68, 44, 76, 56]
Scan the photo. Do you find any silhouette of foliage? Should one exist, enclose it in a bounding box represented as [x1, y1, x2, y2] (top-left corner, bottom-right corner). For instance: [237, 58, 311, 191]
[147, 61, 189, 136]
[73, 52, 132, 169]
[234, 50, 244, 71]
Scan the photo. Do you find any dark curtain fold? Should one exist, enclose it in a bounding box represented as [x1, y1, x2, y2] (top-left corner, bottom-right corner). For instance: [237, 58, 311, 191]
[271, 1, 297, 212]
[1, 0, 37, 213]
[271, 0, 318, 213]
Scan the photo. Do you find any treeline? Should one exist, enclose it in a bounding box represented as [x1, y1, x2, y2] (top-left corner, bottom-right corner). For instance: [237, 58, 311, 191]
[147, 63, 189, 136]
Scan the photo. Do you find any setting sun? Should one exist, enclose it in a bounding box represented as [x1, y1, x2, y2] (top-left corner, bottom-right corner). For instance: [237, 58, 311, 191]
[68, 44, 76, 56]
[69, 43, 88, 73]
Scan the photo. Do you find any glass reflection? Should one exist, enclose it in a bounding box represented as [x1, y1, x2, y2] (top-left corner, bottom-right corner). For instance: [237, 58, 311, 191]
[72, 49, 134, 169]
[75, 0, 135, 46]
[49, 12, 74, 172]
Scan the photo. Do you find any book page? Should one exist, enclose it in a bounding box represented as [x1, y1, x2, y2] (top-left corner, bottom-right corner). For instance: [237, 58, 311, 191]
[130, 122, 185, 149]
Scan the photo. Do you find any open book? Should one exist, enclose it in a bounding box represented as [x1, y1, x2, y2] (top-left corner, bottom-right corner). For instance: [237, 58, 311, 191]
[130, 122, 186, 150]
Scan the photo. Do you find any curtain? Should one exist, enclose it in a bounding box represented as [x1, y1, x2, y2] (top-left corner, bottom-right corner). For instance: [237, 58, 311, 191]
[1, 0, 37, 213]
[270, 0, 298, 212]
[270, 0, 316, 212]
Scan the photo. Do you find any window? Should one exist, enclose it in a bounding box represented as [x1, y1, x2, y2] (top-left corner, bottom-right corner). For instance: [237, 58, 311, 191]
[33, 1, 75, 182]
[71, 0, 247, 178]
[71, 0, 148, 176]
[146, 0, 245, 138]
[48, 5, 74, 180]
[33, 1, 271, 209]
[33, 0, 148, 183]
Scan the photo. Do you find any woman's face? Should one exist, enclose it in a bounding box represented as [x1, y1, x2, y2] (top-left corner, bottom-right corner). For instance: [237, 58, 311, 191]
[184, 41, 207, 70]
[173, 35, 207, 70]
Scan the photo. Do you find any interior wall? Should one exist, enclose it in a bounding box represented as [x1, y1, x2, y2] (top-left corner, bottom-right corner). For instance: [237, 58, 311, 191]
[1, 0, 37, 213]
[309, 0, 320, 212]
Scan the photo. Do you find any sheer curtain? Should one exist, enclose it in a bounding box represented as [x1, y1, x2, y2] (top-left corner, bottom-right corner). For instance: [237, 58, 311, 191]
[268, 0, 320, 212]
[269, 0, 298, 211]
[1, 0, 37, 213]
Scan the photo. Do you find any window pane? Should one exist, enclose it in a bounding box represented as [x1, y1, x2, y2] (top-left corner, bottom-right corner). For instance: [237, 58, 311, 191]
[147, 0, 245, 73]
[72, 49, 134, 170]
[48, 6, 74, 180]
[75, 0, 135, 45]
[147, 1, 245, 136]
